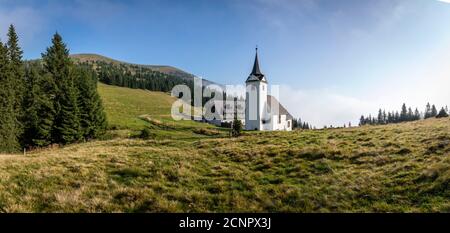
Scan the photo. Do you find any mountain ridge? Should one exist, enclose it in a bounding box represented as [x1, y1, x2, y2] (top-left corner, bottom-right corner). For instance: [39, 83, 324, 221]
[70, 53, 218, 86]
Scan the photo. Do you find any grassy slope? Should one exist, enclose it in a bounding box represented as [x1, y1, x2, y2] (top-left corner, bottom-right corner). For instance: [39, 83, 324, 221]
[0, 84, 449, 212]
[98, 83, 224, 139]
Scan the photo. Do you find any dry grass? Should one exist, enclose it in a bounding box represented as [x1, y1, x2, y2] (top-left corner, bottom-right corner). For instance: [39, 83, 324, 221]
[0, 118, 449, 212]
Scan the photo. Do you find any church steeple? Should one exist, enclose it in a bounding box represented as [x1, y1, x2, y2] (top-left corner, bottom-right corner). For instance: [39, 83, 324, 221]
[246, 47, 266, 82]
[251, 47, 263, 76]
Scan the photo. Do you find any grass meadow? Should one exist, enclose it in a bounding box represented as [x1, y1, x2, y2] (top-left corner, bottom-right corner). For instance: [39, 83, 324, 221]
[0, 83, 448, 212]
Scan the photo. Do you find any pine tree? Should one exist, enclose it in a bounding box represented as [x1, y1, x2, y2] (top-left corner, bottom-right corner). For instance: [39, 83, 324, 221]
[23, 63, 56, 147]
[436, 107, 449, 118]
[359, 115, 365, 126]
[407, 107, 413, 121]
[292, 118, 298, 129]
[414, 108, 421, 121]
[75, 67, 107, 139]
[425, 103, 432, 119]
[431, 105, 438, 117]
[377, 109, 383, 124]
[42, 33, 81, 144]
[6, 25, 25, 143]
[400, 103, 407, 122]
[57, 76, 81, 144]
[0, 41, 20, 152]
[231, 116, 242, 137]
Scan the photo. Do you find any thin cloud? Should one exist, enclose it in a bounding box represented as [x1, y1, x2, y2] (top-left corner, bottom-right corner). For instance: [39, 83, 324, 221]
[0, 6, 47, 45]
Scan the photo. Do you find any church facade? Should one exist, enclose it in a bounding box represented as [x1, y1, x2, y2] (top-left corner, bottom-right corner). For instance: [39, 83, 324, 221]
[245, 49, 293, 131]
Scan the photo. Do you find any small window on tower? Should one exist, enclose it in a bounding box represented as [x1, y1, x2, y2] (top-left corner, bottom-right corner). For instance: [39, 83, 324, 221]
[262, 85, 265, 91]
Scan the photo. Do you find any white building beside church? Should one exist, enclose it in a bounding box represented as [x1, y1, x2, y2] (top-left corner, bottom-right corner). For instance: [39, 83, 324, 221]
[245, 49, 293, 131]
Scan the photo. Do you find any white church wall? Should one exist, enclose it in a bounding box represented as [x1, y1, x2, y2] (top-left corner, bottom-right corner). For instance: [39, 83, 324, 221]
[245, 82, 260, 130]
[258, 82, 268, 130]
[245, 80, 269, 131]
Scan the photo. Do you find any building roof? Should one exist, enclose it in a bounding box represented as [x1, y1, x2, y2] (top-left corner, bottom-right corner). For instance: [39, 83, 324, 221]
[246, 48, 267, 83]
[267, 95, 293, 120]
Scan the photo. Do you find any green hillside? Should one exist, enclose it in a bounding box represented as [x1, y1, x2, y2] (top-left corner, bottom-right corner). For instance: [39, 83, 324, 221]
[0, 84, 448, 212]
[98, 82, 176, 129]
[71, 54, 218, 86]
[97, 82, 225, 139]
[71, 53, 196, 80]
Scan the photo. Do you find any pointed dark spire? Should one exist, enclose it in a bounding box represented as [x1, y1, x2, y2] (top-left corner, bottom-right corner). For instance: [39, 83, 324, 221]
[251, 46, 263, 76]
[246, 46, 266, 83]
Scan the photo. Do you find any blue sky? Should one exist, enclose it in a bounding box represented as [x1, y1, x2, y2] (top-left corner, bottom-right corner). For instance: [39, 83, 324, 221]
[1, 0, 450, 126]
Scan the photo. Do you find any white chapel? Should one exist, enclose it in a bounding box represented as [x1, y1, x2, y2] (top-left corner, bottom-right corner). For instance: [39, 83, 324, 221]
[244, 48, 293, 131]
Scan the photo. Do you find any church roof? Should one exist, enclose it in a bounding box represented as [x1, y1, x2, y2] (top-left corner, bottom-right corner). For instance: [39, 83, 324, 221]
[267, 95, 293, 120]
[246, 48, 267, 83]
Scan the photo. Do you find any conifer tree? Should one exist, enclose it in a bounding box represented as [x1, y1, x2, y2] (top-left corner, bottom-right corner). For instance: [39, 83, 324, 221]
[75, 67, 107, 139]
[231, 116, 242, 137]
[436, 107, 449, 118]
[400, 103, 407, 122]
[23, 63, 56, 147]
[431, 105, 438, 117]
[0, 41, 20, 152]
[42, 33, 81, 144]
[359, 115, 365, 126]
[377, 109, 383, 124]
[394, 112, 400, 123]
[425, 103, 432, 119]
[414, 108, 421, 121]
[407, 107, 413, 121]
[6, 25, 25, 142]
[56, 74, 81, 144]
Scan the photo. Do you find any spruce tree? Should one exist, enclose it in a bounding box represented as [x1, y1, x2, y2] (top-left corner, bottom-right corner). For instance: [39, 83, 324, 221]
[425, 103, 431, 119]
[75, 67, 107, 139]
[400, 103, 407, 122]
[414, 108, 421, 121]
[23, 63, 56, 147]
[42, 33, 81, 144]
[377, 109, 383, 124]
[7, 26, 25, 104]
[231, 116, 242, 137]
[359, 115, 365, 126]
[431, 105, 438, 117]
[0, 41, 20, 152]
[56, 74, 81, 144]
[6, 25, 25, 143]
[407, 107, 413, 121]
[436, 107, 449, 118]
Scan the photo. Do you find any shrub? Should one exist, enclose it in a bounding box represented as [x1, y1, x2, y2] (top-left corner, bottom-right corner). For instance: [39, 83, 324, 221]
[231, 119, 242, 137]
[139, 128, 152, 139]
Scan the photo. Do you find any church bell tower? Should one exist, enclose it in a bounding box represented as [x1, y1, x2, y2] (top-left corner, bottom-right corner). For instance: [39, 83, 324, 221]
[245, 47, 268, 130]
